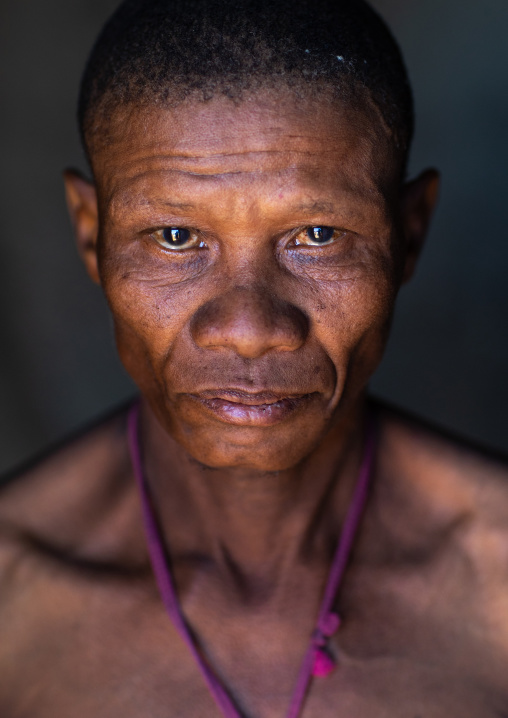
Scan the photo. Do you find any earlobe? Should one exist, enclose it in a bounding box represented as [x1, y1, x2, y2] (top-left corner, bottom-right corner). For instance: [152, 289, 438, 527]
[400, 168, 440, 284]
[63, 169, 100, 284]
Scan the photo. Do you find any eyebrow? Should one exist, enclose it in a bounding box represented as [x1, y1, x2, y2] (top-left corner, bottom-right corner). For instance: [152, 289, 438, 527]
[139, 199, 196, 210]
[115, 194, 376, 222]
[143, 199, 340, 213]
[290, 201, 337, 215]
[120, 198, 339, 214]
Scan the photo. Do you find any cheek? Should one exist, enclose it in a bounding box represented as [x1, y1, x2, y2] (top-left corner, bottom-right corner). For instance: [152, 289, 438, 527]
[97, 241, 204, 379]
[285, 229, 400, 347]
[312, 236, 397, 318]
[314, 264, 398, 385]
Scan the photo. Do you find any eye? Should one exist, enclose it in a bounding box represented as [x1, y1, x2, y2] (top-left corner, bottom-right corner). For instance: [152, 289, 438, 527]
[151, 227, 202, 250]
[293, 226, 343, 246]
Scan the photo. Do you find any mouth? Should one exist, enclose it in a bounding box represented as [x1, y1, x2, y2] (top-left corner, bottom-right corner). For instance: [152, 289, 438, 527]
[187, 389, 317, 426]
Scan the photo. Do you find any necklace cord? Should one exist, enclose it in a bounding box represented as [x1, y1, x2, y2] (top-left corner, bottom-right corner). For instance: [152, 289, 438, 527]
[285, 419, 375, 718]
[128, 402, 376, 718]
[128, 404, 240, 716]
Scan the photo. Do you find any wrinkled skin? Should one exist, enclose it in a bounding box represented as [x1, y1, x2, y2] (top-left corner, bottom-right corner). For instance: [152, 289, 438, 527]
[70, 92, 433, 472]
[1, 91, 508, 718]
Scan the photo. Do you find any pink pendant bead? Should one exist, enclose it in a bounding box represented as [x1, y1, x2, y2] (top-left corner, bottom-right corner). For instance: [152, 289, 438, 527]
[311, 612, 341, 677]
[312, 648, 336, 677]
[318, 612, 341, 638]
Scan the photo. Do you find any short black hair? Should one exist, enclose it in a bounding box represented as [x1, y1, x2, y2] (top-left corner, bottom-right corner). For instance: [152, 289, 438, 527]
[79, 0, 414, 173]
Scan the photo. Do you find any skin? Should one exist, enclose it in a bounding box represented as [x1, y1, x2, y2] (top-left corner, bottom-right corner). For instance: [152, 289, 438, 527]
[1, 89, 508, 718]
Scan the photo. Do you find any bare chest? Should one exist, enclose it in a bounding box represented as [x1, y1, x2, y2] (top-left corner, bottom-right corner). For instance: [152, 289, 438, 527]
[1, 571, 507, 718]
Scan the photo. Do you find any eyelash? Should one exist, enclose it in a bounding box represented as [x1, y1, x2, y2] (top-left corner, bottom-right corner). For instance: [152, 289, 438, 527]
[149, 225, 347, 251]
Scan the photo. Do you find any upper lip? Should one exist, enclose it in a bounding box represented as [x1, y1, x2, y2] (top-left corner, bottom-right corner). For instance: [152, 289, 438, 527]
[190, 389, 311, 406]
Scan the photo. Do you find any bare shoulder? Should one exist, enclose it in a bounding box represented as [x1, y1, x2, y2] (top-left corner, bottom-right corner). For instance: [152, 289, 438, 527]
[0, 402, 142, 576]
[0, 404, 153, 716]
[376, 400, 508, 515]
[373, 399, 508, 584]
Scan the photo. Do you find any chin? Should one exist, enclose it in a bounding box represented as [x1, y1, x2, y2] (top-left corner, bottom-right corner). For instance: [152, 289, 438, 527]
[173, 423, 324, 472]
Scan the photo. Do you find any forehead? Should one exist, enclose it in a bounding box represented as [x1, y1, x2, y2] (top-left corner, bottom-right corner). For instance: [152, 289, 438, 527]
[92, 91, 399, 219]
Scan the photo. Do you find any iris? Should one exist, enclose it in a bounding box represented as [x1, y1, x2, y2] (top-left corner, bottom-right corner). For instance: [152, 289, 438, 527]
[308, 227, 334, 243]
[162, 228, 191, 246]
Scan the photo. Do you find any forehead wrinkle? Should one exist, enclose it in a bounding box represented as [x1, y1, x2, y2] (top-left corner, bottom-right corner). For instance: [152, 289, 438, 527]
[104, 118, 354, 158]
[105, 167, 388, 220]
[102, 164, 317, 208]
[100, 155, 330, 203]
[101, 149, 324, 179]
[97, 111, 393, 201]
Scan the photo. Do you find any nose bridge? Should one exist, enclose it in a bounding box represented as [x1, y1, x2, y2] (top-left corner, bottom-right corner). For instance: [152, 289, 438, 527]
[190, 283, 309, 359]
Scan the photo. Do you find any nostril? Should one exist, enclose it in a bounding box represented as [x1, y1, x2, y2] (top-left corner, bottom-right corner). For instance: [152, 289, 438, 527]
[190, 287, 308, 358]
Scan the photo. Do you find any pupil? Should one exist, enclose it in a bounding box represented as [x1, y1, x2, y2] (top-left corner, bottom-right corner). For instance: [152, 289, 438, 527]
[308, 226, 334, 243]
[163, 227, 191, 246]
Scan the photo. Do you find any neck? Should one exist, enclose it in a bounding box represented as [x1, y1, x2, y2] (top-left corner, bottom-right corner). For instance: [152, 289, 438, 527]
[136, 398, 368, 592]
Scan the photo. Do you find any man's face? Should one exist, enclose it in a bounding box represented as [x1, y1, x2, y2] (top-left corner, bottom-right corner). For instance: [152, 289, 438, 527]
[67, 91, 437, 471]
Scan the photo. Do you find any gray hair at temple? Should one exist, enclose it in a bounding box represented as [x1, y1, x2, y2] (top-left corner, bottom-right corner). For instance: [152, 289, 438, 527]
[78, 0, 414, 176]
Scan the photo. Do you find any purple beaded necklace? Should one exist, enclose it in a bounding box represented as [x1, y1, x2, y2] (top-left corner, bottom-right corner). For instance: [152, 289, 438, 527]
[128, 402, 375, 718]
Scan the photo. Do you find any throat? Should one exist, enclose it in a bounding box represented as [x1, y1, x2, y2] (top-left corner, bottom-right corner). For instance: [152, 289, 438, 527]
[136, 399, 368, 601]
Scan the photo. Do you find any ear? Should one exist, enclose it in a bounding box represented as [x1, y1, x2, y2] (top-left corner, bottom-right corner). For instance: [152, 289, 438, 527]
[63, 169, 100, 284]
[400, 168, 440, 284]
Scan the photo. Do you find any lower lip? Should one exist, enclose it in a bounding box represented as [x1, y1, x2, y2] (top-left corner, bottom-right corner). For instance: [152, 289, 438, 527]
[194, 395, 311, 426]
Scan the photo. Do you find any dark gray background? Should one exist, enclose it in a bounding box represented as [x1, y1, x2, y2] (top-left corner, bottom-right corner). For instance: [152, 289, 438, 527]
[0, 0, 507, 475]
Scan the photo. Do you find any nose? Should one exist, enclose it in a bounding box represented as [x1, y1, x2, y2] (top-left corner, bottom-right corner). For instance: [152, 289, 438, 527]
[190, 285, 309, 359]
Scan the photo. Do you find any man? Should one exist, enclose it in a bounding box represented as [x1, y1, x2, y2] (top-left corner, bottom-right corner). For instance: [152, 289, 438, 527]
[1, 0, 507, 715]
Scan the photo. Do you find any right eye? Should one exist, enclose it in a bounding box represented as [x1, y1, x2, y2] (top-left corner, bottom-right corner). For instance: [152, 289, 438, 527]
[150, 227, 202, 250]
[292, 226, 344, 246]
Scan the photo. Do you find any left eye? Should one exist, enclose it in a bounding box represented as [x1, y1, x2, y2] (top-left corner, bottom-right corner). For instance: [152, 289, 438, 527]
[151, 227, 201, 250]
[294, 226, 341, 246]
